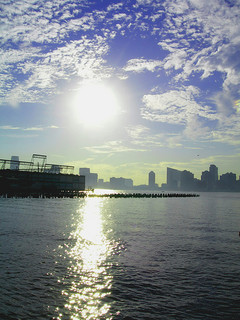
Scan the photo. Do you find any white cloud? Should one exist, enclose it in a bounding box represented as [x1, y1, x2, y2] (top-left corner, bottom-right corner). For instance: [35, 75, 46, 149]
[163, 49, 188, 71]
[0, 125, 21, 130]
[126, 125, 182, 148]
[141, 84, 240, 145]
[135, 0, 155, 5]
[126, 125, 150, 140]
[141, 86, 220, 140]
[107, 3, 124, 11]
[124, 58, 162, 73]
[158, 0, 240, 95]
[0, 125, 59, 131]
[142, 86, 218, 123]
[213, 90, 236, 116]
[85, 140, 145, 154]
[0, 0, 114, 106]
[1, 0, 240, 124]
[183, 114, 211, 140]
[0, 34, 112, 106]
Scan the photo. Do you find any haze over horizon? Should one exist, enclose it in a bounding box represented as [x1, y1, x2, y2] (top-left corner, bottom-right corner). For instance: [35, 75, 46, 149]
[1, 0, 240, 185]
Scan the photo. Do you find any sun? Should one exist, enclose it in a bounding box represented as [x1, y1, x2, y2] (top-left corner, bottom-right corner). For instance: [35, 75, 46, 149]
[72, 82, 120, 127]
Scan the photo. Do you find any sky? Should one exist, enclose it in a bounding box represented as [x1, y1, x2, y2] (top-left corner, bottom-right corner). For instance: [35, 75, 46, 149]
[1, 0, 240, 186]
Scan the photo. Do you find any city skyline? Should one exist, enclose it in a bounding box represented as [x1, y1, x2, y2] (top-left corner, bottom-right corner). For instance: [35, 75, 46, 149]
[96, 164, 239, 186]
[1, 154, 239, 188]
[1, 1, 240, 185]
[1, 153, 239, 192]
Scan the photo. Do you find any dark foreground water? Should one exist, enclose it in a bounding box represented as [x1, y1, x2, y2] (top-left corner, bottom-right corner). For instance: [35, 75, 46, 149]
[1, 191, 240, 320]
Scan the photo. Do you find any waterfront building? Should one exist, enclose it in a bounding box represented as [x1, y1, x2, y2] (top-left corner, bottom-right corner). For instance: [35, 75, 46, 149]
[79, 168, 98, 189]
[0, 154, 85, 194]
[45, 164, 61, 174]
[167, 167, 182, 190]
[148, 171, 155, 188]
[181, 170, 194, 190]
[110, 177, 133, 190]
[209, 164, 218, 182]
[167, 167, 194, 190]
[219, 172, 237, 190]
[200, 165, 218, 190]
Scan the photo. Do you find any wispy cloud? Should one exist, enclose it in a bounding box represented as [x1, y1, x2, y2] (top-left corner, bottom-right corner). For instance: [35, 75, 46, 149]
[158, 0, 240, 93]
[0, 1, 115, 106]
[0, 125, 20, 130]
[126, 125, 183, 148]
[85, 140, 145, 154]
[0, 125, 59, 131]
[141, 84, 240, 144]
[141, 86, 218, 124]
[124, 58, 162, 73]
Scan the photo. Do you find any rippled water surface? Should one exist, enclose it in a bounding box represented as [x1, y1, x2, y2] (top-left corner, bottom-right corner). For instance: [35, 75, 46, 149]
[1, 192, 240, 319]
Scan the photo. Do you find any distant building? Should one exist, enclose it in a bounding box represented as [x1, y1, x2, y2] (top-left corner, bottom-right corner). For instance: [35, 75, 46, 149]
[79, 168, 98, 189]
[201, 170, 211, 190]
[10, 156, 19, 170]
[98, 178, 104, 185]
[167, 167, 194, 190]
[201, 164, 218, 190]
[88, 173, 98, 188]
[220, 172, 236, 190]
[201, 170, 210, 182]
[167, 167, 182, 190]
[209, 164, 218, 182]
[180, 170, 194, 190]
[79, 168, 90, 175]
[110, 177, 133, 190]
[148, 171, 155, 187]
[148, 171, 159, 189]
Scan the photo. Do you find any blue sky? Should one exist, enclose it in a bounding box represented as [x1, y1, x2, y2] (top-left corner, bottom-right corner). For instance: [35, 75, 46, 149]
[1, 0, 240, 185]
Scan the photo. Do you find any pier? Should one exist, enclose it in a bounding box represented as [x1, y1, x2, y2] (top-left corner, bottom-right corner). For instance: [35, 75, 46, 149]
[0, 191, 199, 199]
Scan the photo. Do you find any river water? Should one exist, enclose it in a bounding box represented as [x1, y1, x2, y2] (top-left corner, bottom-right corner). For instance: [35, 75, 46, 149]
[0, 191, 240, 320]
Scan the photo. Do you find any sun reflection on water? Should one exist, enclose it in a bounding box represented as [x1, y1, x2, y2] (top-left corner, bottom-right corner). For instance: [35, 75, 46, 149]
[58, 198, 113, 320]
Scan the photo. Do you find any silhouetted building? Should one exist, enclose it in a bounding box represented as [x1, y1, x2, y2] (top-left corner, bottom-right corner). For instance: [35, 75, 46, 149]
[167, 167, 181, 189]
[45, 164, 60, 174]
[10, 156, 19, 170]
[148, 171, 155, 187]
[79, 168, 90, 175]
[98, 178, 104, 185]
[0, 154, 85, 194]
[167, 167, 194, 190]
[181, 170, 194, 190]
[209, 164, 218, 182]
[201, 164, 218, 190]
[110, 177, 133, 190]
[201, 170, 211, 189]
[219, 172, 236, 190]
[79, 168, 98, 189]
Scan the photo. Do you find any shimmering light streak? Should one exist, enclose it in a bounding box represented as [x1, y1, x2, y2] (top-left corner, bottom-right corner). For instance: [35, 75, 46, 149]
[59, 198, 113, 320]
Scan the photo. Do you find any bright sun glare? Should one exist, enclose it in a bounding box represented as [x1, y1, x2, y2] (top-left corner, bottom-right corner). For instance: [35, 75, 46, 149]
[72, 82, 120, 127]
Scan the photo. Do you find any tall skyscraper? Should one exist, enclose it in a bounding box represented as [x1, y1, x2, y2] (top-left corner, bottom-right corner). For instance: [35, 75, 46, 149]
[201, 164, 218, 190]
[167, 167, 181, 189]
[148, 171, 155, 188]
[209, 164, 218, 182]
